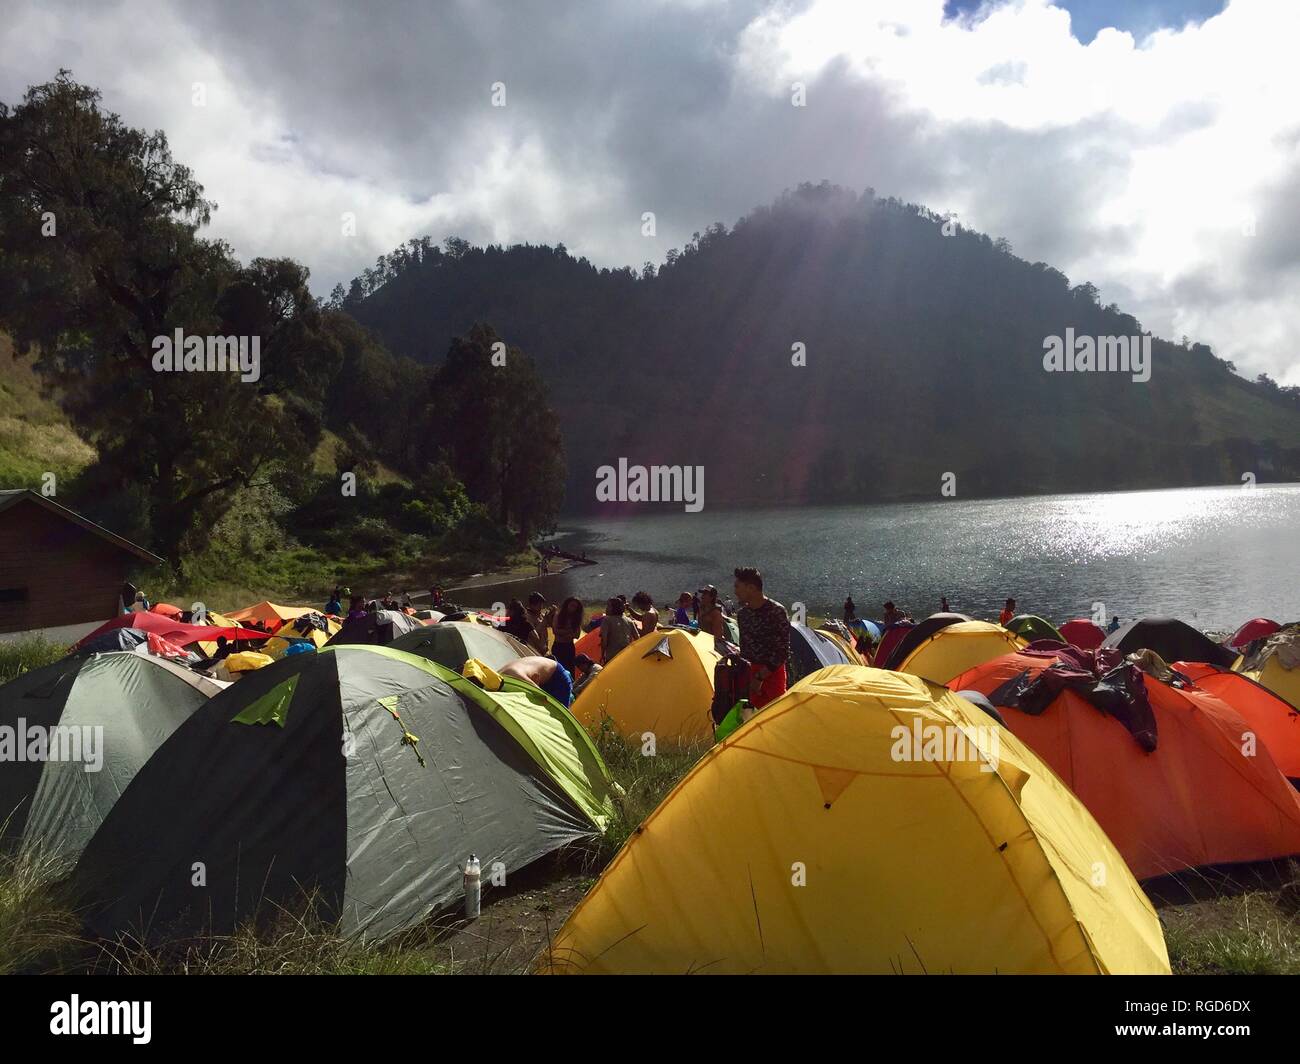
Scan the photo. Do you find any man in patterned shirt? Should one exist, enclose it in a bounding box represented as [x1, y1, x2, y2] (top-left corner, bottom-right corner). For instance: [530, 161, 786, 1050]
[733, 566, 790, 708]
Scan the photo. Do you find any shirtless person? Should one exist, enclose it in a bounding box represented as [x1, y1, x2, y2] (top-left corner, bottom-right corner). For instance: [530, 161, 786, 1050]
[499, 655, 574, 707]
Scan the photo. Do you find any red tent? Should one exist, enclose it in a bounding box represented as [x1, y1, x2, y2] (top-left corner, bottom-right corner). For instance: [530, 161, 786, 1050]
[1059, 618, 1105, 650]
[1227, 617, 1281, 651]
[76, 612, 268, 650]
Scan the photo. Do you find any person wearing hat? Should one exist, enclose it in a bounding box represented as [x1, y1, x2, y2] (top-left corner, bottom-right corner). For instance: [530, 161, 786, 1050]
[672, 593, 693, 626]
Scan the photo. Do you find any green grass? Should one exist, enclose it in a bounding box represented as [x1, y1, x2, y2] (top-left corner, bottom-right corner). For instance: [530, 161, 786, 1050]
[0, 843, 83, 975]
[0, 635, 69, 684]
[0, 336, 95, 486]
[1161, 888, 1300, 975]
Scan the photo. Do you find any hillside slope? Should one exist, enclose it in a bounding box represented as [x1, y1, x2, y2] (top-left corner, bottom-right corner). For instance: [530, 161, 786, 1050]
[0, 333, 94, 486]
[349, 185, 1300, 509]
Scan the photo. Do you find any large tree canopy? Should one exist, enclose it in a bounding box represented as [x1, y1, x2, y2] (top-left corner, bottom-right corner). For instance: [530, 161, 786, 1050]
[0, 73, 341, 570]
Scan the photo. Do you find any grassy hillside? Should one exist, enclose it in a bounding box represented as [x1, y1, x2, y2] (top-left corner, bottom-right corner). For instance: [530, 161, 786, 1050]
[0, 334, 94, 486]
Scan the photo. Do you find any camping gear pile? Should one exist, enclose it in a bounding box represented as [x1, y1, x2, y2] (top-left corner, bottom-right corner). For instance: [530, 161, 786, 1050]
[4, 594, 1300, 974]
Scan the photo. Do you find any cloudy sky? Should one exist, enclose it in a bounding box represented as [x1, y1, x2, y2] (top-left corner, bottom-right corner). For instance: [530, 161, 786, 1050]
[2, 0, 1297, 383]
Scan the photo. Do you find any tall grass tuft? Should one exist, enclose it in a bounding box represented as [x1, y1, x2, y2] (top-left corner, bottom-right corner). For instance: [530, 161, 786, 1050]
[0, 635, 68, 684]
[0, 843, 83, 974]
[592, 720, 710, 864]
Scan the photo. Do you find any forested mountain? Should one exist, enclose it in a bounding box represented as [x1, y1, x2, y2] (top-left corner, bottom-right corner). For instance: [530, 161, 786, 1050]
[345, 183, 1300, 510]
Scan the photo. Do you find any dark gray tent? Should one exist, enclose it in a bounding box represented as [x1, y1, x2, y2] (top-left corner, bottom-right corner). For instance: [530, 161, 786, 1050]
[389, 621, 529, 673]
[1102, 617, 1237, 668]
[0, 653, 209, 862]
[74, 644, 612, 943]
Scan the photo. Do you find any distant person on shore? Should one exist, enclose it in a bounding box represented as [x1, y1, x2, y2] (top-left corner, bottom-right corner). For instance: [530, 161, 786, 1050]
[550, 597, 584, 670]
[673, 593, 693, 626]
[734, 566, 790, 709]
[502, 599, 539, 648]
[572, 654, 603, 697]
[630, 592, 659, 637]
[882, 601, 905, 627]
[325, 588, 342, 616]
[692, 592, 700, 622]
[526, 592, 552, 654]
[940, 596, 950, 613]
[400, 589, 413, 608]
[843, 596, 856, 623]
[430, 586, 444, 608]
[1107, 615, 1121, 633]
[131, 591, 150, 613]
[599, 597, 640, 662]
[999, 598, 1016, 626]
[500, 656, 574, 707]
[346, 595, 368, 622]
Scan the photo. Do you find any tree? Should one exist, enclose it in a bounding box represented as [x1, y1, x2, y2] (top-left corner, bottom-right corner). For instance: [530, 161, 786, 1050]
[0, 73, 332, 571]
[428, 323, 564, 540]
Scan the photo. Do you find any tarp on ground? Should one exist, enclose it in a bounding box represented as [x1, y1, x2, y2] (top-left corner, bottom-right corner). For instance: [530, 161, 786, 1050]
[74, 612, 268, 650]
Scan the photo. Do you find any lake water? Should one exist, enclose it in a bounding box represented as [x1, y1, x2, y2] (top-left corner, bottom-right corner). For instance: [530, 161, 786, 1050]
[452, 484, 1300, 632]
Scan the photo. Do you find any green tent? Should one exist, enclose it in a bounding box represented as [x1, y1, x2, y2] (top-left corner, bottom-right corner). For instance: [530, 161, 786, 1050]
[75, 644, 617, 943]
[389, 620, 530, 673]
[1005, 614, 1064, 644]
[0, 653, 210, 863]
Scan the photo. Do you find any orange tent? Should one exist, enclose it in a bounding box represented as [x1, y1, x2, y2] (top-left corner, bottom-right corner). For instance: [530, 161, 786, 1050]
[950, 651, 1300, 880]
[1173, 661, 1300, 781]
[575, 626, 603, 665]
[149, 602, 183, 619]
[224, 601, 319, 632]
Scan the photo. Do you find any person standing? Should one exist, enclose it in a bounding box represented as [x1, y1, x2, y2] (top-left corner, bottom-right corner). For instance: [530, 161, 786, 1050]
[630, 592, 659, 637]
[843, 596, 857, 623]
[999, 598, 1016, 626]
[525, 592, 552, 654]
[599, 597, 640, 663]
[940, 596, 950, 613]
[550, 597, 583, 671]
[733, 567, 790, 709]
[673, 593, 693, 626]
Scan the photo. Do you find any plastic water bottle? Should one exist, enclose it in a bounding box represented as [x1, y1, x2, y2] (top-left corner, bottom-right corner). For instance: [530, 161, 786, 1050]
[463, 854, 481, 919]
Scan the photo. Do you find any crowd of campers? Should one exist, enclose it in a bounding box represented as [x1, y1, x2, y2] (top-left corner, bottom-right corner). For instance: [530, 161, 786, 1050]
[3, 570, 1300, 975]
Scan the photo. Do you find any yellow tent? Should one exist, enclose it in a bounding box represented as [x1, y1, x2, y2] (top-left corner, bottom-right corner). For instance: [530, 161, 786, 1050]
[542, 666, 1169, 975]
[571, 628, 719, 743]
[1243, 657, 1300, 710]
[896, 620, 1026, 684]
[1235, 626, 1300, 710]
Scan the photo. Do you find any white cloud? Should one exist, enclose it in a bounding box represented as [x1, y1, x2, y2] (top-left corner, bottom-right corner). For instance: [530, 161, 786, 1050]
[1, 0, 1297, 382]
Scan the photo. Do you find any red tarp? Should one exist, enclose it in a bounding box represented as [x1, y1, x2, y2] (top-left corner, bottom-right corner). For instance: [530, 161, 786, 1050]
[76, 612, 269, 650]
